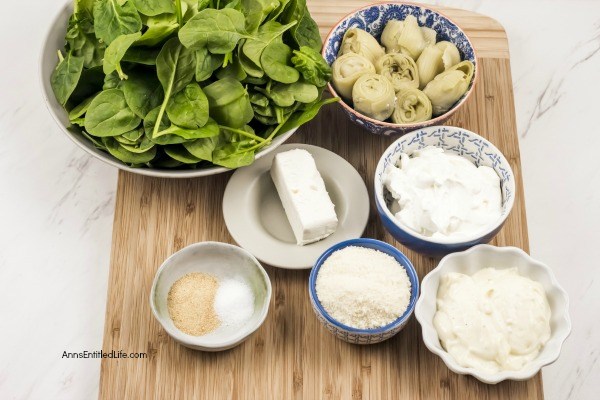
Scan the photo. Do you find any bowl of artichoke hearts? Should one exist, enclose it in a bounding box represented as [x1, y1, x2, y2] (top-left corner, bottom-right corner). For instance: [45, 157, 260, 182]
[322, 3, 478, 135]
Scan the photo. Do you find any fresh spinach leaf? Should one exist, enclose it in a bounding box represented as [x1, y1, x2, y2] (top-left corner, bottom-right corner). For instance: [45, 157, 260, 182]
[242, 0, 280, 33]
[268, 81, 316, 106]
[267, 0, 289, 20]
[153, 38, 196, 137]
[183, 135, 219, 160]
[241, 20, 296, 74]
[103, 32, 142, 78]
[93, 0, 142, 45]
[292, 10, 321, 51]
[216, 53, 247, 81]
[156, 118, 219, 139]
[66, 12, 105, 68]
[68, 94, 96, 122]
[260, 41, 299, 83]
[249, 91, 269, 107]
[69, 66, 106, 107]
[131, 0, 175, 16]
[195, 47, 224, 81]
[115, 127, 145, 144]
[51, 51, 84, 106]
[84, 89, 141, 136]
[103, 71, 121, 89]
[203, 78, 253, 128]
[150, 155, 185, 168]
[76, 0, 96, 20]
[166, 83, 209, 128]
[238, 41, 264, 78]
[122, 47, 160, 65]
[119, 135, 156, 153]
[121, 70, 164, 118]
[280, 96, 339, 132]
[122, 127, 145, 141]
[136, 13, 179, 46]
[81, 130, 106, 149]
[178, 8, 249, 53]
[243, 75, 268, 85]
[197, 0, 210, 11]
[280, 0, 321, 51]
[164, 145, 204, 163]
[254, 113, 277, 125]
[291, 46, 331, 87]
[144, 106, 186, 144]
[212, 143, 254, 168]
[102, 136, 157, 163]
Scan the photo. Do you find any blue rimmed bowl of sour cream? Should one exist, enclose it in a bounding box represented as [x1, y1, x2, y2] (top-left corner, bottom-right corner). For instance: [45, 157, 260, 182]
[374, 126, 516, 256]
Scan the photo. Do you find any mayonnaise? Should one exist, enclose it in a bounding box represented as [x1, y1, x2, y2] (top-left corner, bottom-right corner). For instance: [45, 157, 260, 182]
[433, 268, 551, 373]
[383, 146, 502, 239]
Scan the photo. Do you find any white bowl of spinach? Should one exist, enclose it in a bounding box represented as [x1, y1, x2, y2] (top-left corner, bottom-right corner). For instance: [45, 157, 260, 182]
[41, 0, 336, 177]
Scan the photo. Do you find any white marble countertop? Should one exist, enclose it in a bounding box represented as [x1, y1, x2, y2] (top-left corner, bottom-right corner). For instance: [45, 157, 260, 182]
[1, 0, 598, 398]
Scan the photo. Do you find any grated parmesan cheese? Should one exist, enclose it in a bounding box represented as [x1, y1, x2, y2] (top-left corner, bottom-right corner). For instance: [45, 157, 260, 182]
[315, 246, 412, 329]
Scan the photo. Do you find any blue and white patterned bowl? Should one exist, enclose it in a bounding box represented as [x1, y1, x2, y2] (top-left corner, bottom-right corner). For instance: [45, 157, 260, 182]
[374, 126, 516, 256]
[308, 238, 419, 344]
[322, 3, 478, 135]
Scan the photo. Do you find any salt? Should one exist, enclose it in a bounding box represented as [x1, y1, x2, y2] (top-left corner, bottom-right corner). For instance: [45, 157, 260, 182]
[214, 278, 255, 327]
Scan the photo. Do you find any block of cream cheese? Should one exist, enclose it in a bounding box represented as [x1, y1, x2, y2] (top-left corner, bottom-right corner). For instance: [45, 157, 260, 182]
[270, 149, 338, 245]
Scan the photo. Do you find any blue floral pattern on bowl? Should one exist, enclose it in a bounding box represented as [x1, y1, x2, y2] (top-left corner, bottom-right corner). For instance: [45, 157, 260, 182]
[323, 3, 477, 135]
[308, 238, 419, 344]
[374, 126, 516, 256]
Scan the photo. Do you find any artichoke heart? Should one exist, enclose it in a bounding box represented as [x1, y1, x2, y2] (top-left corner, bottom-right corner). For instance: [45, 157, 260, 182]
[381, 15, 426, 60]
[392, 88, 432, 124]
[448, 60, 475, 83]
[339, 28, 385, 65]
[423, 69, 471, 116]
[416, 46, 445, 89]
[352, 73, 396, 121]
[332, 53, 376, 99]
[421, 27, 437, 47]
[381, 20, 404, 51]
[435, 41, 461, 70]
[375, 53, 419, 92]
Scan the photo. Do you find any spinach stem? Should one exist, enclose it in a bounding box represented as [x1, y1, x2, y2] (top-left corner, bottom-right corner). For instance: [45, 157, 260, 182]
[219, 126, 267, 143]
[229, 105, 299, 156]
[153, 88, 171, 139]
[116, 64, 127, 80]
[265, 103, 299, 141]
[175, 0, 183, 26]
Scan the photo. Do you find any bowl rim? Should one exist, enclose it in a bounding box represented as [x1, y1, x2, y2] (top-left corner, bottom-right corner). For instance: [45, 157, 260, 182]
[308, 238, 419, 334]
[149, 241, 272, 349]
[322, 1, 480, 130]
[374, 125, 516, 245]
[414, 244, 572, 384]
[39, 0, 297, 179]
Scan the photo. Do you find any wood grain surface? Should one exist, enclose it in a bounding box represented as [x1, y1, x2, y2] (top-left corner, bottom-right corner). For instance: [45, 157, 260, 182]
[100, 2, 542, 399]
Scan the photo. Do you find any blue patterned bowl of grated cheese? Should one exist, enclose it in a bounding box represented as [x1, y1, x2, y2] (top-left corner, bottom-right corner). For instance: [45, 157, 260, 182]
[308, 238, 419, 344]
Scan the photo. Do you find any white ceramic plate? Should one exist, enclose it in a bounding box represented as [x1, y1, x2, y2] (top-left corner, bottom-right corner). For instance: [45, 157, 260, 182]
[223, 144, 370, 269]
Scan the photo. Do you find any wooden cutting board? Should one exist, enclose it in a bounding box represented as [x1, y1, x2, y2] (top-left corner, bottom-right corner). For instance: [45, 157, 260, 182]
[100, 2, 542, 399]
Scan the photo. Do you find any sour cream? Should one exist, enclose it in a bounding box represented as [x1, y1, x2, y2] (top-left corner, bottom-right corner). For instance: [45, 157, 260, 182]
[383, 146, 502, 239]
[433, 268, 551, 373]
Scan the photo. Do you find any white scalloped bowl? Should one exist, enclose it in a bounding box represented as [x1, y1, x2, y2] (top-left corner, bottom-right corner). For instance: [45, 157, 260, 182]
[415, 244, 571, 384]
